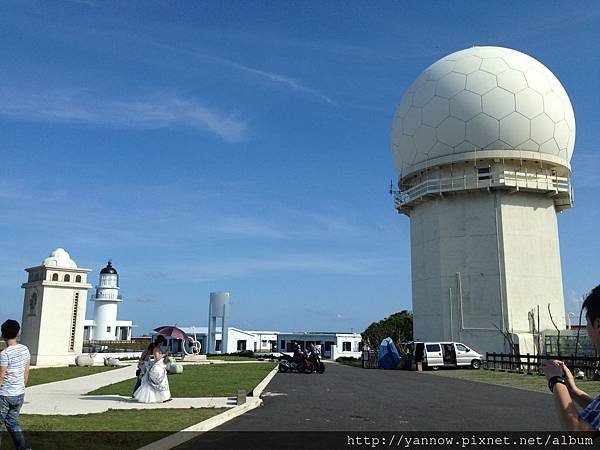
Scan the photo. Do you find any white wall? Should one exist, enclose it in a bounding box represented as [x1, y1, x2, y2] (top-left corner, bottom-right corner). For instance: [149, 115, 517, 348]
[410, 190, 566, 355]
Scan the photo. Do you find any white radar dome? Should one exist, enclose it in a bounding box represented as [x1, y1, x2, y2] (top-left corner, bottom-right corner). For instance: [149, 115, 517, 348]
[392, 46, 575, 175]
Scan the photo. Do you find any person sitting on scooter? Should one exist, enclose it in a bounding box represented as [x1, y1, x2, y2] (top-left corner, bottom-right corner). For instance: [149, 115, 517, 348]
[292, 342, 304, 363]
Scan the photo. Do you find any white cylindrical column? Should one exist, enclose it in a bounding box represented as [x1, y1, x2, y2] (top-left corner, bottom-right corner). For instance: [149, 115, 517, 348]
[207, 292, 230, 353]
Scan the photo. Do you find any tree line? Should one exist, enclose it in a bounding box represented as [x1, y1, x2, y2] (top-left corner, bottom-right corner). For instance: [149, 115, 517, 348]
[361, 310, 413, 350]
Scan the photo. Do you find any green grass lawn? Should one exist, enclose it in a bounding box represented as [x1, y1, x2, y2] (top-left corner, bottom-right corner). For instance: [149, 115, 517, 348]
[206, 355, 257, 361]
[336, 358, 362, 367]
[427, 368, 600, 397]
[87, 363, 276, 397]
[8, 408, 224, 450]
[28, 366, 119, 387]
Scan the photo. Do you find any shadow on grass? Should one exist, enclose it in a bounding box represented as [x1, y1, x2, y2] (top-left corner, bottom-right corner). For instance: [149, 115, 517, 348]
[0, 432, 172, 450]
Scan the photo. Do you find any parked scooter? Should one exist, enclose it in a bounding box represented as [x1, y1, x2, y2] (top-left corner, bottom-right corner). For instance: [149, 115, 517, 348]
[278, 353, 312, 374]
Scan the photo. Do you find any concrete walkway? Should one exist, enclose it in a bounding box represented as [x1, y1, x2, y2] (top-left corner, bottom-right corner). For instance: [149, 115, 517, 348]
[21, 364, 236, 415]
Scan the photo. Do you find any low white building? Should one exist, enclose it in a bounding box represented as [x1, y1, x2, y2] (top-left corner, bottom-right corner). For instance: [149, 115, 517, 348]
[153, 326, 276, 354]
[153, 327, 362, 359]
[277, 332, 363, 359]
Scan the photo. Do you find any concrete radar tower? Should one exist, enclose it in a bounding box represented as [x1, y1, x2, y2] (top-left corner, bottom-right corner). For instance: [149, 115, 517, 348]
[391, 46, 575, 354]
[207, 292, 230, 353]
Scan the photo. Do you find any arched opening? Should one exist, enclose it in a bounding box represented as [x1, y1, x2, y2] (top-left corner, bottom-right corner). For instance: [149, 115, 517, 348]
[64, 274, 70, 282]
[52, 273, 59, 281]
[75, 275, 82, 283]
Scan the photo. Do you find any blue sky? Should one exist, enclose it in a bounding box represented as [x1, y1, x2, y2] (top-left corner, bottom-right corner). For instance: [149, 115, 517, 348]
[1, 1, 599, 335]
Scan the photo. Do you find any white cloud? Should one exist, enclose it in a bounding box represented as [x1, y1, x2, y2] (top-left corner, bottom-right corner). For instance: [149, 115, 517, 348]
[0, 89, 247, 142]
[171, 47, 336, 105]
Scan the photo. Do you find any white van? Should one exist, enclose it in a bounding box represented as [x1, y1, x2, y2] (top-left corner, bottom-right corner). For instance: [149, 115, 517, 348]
[411, 341, 482, 370]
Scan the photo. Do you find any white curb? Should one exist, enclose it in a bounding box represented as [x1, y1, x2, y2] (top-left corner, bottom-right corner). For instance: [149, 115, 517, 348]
[251, 365, 279, 398]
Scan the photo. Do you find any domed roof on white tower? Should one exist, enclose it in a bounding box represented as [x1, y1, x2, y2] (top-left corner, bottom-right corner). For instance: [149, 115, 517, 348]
[391, 46, 575, 176]
[42, 248, 78, 269]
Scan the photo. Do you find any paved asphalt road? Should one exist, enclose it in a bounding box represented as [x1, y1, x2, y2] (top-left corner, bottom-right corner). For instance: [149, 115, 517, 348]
[177, 363, 564, 449]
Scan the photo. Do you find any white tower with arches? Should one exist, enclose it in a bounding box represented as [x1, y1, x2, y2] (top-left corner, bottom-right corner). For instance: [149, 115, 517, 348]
[21, 248, 92, 366]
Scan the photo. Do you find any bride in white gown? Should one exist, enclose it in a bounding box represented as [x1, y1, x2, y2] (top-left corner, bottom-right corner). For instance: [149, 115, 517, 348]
[134, 342, 171, 403]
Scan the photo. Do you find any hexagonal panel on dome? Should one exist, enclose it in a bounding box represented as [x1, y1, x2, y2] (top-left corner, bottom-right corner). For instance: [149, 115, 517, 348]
[486, 139, 512, 150]
[554, 120, 570, 150]
[498, 69, 528, 93]
[395, 134, 417, 165]
[407, 70, 431, 94]
[429, 141, 453, 159]
[480, 58, 509, 75]
[559, 149, 568, 161]
[450, 90, 482, 121]
[435, 72, 466, 99]
[544, 92, 565, 122]
[502, 52, 532, 72]
[530, 113, 555, 144]
[520, 139, 540, 151]
[422, 96, 450, 127]
[413, 80, 436, 107]
[437, 116, 466, 147]
[455, 141, 477, 153]
[466, 71, 497, 95]
[466, 113, 499, 148]
[500, 112, 530, 147]
[524, 69, 552, 95]
[482, 87, 515, 119]
[565, 106, 575, 131]
[454, 55, 482, 74]
[567, 133, 575, 160]
[428, 60, 456, 80]
[395, 93, 413, 118]
[414, 126, 437, 154]
[402, 107, 422, 135]
[540, 138, 560, 155]
[516, 88, 544, 119]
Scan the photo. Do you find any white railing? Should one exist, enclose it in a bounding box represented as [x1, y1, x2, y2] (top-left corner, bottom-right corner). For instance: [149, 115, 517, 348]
[395, 168, 571, 210]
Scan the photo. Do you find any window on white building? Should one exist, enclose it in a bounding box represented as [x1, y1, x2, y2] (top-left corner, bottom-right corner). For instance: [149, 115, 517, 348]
[342, 341, 351, 352]
[237, 340, 246, 351]
[107, 326, 111, 333]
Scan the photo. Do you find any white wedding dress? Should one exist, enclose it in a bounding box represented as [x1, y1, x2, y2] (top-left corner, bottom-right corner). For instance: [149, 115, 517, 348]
[133, 358, 171, 403]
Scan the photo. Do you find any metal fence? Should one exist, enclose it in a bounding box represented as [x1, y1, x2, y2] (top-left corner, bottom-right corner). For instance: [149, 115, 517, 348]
[362, 350, 379, 369]
[485, 352, 600, 379]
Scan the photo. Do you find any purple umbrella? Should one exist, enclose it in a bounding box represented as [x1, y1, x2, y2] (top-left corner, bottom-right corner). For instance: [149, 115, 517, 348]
[153, 326, 190, 341]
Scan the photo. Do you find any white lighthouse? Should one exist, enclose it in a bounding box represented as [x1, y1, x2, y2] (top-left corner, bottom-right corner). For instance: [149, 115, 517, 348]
[86, 261, 132, 341]
[391, 47, 574, 354]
